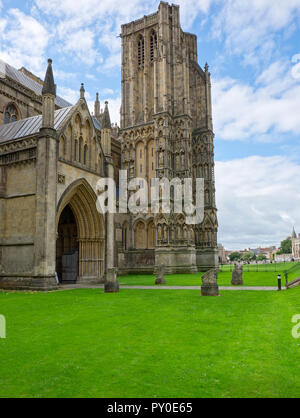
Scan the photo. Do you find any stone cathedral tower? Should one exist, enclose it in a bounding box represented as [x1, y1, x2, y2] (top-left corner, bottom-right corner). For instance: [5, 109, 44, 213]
[119, 1, 218, 273]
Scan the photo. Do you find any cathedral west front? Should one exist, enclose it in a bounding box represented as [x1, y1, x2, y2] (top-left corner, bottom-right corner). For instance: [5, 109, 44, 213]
[0, 2, 218, 290]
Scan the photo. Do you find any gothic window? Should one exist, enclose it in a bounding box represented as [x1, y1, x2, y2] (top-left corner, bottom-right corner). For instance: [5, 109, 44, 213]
[83, 145, 88, 165]
[78, 138, 83, 163]
[135, 221, 146, 249]
[138, 35, 145, 67]
[74, 140, 78, 161]
[59, 136, 65, 158]
[4, 104, 18, 124]
[150, 31, 157, 62]
[148, 221, 156, 249]
[122, 222, 128, 250]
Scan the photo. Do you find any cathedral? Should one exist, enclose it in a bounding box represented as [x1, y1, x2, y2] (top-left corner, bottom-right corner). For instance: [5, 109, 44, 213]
[292, 228, 300, 260]
[0, 2, 218, 290]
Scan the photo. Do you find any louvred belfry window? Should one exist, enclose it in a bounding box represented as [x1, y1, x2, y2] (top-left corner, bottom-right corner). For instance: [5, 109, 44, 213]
[138, 35, 145, 67]
[150, 31, 157, 62]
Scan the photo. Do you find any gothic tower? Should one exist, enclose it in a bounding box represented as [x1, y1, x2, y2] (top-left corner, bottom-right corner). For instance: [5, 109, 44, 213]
[119, 1, 218, 272]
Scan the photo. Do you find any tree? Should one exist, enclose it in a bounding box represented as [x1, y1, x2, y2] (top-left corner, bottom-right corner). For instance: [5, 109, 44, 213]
[257, 254, 267, 262]
[279, 238, 292, 254]
[229, 252, 241, 262]
[241, 251, 256, 263]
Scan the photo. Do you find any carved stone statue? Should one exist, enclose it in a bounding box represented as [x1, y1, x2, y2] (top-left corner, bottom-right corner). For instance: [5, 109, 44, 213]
[201, 269, 219, 296]
[155, 265, 166, 285]
[231, 264, 243, 286]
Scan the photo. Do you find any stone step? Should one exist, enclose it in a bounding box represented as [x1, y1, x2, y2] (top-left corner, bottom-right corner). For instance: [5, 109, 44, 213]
[287, 277, 300, 289]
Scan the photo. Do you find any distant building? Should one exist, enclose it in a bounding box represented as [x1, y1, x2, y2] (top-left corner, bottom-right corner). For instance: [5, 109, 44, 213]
[292, 228, 300, 260]
[218, 245, 227, 264]
[275, 254, 293, 262]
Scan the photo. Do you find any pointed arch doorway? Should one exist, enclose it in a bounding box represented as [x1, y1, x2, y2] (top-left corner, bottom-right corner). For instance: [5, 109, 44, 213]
[56, 205, 79, 283]
[56, 179, 105, 284]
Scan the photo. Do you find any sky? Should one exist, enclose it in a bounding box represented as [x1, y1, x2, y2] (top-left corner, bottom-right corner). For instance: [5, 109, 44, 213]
[0, 0, 300, 250]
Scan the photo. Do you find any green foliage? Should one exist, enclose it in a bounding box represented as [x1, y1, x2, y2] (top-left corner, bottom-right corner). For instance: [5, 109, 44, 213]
[279, 238, 292, 254]
[229, 251, 241, 262]
[241, 251, 256, 262]
[257, 254, 267, 262]
[1, 288, 300, 398]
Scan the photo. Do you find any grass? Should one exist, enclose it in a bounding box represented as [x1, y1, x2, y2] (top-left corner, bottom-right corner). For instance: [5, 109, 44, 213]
[220, 262, 297, 272]
[117, 262, 300, 287]
[1, 287, 300, 398]
[118, 266, 300, 287]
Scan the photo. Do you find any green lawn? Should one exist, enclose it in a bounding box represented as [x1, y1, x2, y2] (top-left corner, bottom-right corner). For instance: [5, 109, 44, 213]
[1, 288, 300, 398]
[119, 268, 300, 287]
[220, 262, 297, 272]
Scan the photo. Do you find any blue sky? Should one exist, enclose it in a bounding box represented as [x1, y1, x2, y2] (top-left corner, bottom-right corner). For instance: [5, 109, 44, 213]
[1, 0, 300, 250]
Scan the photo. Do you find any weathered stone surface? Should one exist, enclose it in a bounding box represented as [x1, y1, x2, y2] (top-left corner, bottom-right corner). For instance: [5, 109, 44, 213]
[155, 265, 166, 285]
[0, 2, 220, 290]
[287, 277, 300, 289]
[231, 264, 244, 286]
[104, 268, 119, 293]
[201, 269, 219, 296]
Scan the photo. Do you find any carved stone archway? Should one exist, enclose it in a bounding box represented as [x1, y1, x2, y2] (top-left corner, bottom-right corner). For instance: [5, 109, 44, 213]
[56, 179, 105, 283]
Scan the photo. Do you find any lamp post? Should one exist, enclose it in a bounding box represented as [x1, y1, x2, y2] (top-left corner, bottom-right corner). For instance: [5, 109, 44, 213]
[277, 274, 282, 291]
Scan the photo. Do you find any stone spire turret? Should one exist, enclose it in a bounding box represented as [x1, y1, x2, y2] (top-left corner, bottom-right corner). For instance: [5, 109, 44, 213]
[80, 83, 85, 100]
[42, 59, 56, 96]
[292, 227, 297, 239]
[42, 59, 56, 129]
[102, 101, 111, 129]
[94, 92, 100, 118]
[101, 101, 112, 156]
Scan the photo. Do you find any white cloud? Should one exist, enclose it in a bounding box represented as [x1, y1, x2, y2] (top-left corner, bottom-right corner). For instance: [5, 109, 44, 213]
[57, 86, 80, 105]
[87, 96, 121, 125]
[62, 29, 102, 67]
[212, 0, 300, 65]
[0, 8, 49, 74]
[212, 58, 300, 141]
[101, 88, 115, 96]
[105, 97, 121, 125]
[216, 155, 300, 249]
[32, 0, 213, 72]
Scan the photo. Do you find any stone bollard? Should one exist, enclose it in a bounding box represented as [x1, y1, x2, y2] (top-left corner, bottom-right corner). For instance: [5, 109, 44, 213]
[104, 268, 119, 293]
[231, 264, 243, 286]
[155, 265, 166, 285]
[201, 269, 219, 296]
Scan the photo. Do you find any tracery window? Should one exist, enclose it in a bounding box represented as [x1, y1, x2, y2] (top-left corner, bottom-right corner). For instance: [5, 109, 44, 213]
[138, 35, 145, 67]
[4, 104, 18, 124]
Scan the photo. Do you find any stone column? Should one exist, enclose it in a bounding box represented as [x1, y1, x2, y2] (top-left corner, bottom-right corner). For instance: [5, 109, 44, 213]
[34, 127, 58, 289]
[106, 160, 115, 270]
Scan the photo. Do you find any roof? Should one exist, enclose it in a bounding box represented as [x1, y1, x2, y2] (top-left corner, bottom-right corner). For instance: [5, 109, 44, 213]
[92, 116, 102, 131]
[0, 106, 74, 144]
[0, 59, 71, 108]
